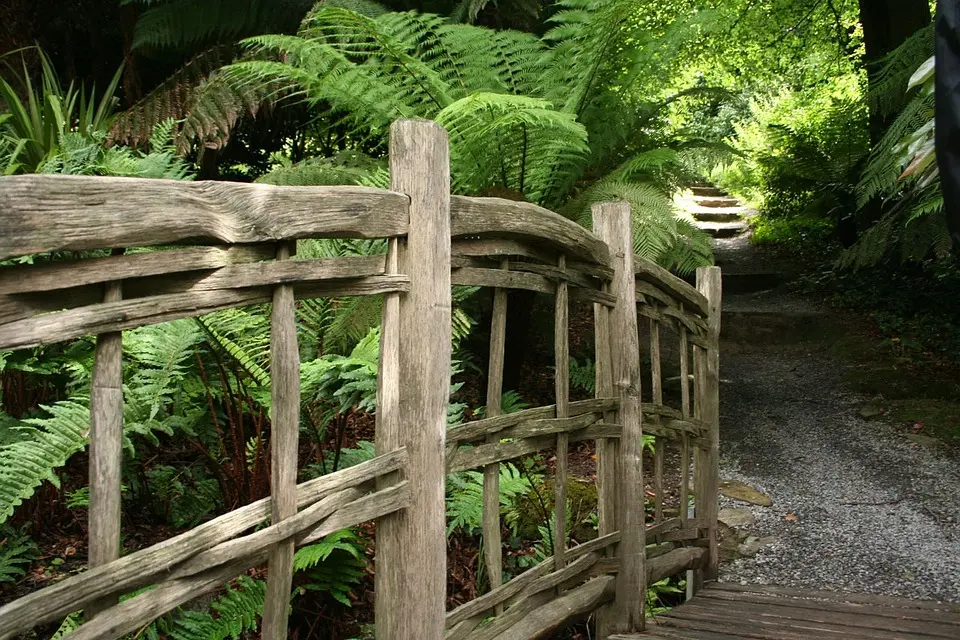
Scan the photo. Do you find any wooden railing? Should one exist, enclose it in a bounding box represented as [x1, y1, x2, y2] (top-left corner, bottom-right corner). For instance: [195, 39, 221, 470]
[0, 119, 720, 640]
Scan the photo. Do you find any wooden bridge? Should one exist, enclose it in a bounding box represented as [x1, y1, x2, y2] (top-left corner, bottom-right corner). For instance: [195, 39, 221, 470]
[0, 118, 956, 639]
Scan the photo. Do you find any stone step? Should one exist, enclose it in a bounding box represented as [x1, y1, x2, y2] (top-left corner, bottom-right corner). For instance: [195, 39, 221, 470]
[717, 271, 784, 295]
[693, 195, 740, 208]
[694, 210, 743, 224]
[697, 222, 747, 238]
[691, 185, 727, 197]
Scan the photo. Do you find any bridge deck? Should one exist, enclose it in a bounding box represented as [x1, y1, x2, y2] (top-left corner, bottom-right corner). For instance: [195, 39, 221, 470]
[617, 583, 960, 639]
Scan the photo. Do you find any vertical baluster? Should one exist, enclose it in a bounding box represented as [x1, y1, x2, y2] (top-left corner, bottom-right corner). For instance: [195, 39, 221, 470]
[679, 323, 691, 528]
[553, 255, 570, 573]
[88, 280, 124, 618]
[483, 260, 508, 605]
[262, 241, 300, 640]
[650, 309, 664, 525]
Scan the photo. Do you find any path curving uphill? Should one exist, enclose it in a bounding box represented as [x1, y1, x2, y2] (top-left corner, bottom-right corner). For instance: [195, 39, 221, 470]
[681, 186, 960, 602]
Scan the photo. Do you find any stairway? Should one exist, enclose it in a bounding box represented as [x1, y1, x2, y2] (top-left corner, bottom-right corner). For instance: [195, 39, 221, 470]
[680, 186, 785, 295]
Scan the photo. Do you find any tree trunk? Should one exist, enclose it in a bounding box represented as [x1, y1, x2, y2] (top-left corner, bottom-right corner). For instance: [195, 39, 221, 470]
[859, 0, 932, 141]
[936, 0, 960, 245]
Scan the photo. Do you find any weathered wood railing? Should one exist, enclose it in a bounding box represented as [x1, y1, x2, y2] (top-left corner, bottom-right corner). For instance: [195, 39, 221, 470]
[0, 118, 720, 639]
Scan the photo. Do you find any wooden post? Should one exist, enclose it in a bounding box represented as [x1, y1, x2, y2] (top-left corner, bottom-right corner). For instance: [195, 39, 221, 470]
[483, 260, 508, 603]
[87, 281, 123, 618]
[262, 241, 300, 640]
[375, 119, 451, 640]
[553, 255, 570, 573]
[694, 266, 721, 583]
[650, 311, 664, 525]
[594, 202, 645, 632]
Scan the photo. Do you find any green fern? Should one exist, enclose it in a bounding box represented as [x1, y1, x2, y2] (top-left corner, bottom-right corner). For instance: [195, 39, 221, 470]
[294, 530, 367, 606]
[446, 462, 536, 535]
[569, 357, 595, 395]
[167, 575, 266, 640]
[0, 399, 90, 524]
[0, 525, 38, 584]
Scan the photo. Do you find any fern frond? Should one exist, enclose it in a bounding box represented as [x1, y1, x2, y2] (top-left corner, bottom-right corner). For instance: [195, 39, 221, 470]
[168, 575, 266, 640]
[0, 399, 90, 524]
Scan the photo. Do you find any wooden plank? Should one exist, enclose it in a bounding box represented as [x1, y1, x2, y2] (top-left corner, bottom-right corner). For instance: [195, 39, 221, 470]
[697, 589, 960, 627]
[0, 275, 409, 351]
[86, 281, 124, 619]
[647, 547, 706, 584]
[447, 415, 602, 473]
[663, 599, 952, 640]
[554, 254, 570, 573]
[262, 243, 300, 640]
[445, 533, 622, 629]
[446, 397, 617, 446]
[0, 175, 409, 260]
[707, 583, 960, 612]
[498, 413, 598, 441]
[694, 267, 721, 580]
[635, 256, 708, 317]
[374, 119, 451, 640]
[452, 238, 557, 264]
[451, 266, 554, 295]
[56, 484, 413, 640]
[450, 195, 611, 268]
[0, 245, 275, 295]
[0, 449, 407, 639]
[488, 576, 616, 640]
[594, 201, 645, 633]
[483, 260, 508, 606]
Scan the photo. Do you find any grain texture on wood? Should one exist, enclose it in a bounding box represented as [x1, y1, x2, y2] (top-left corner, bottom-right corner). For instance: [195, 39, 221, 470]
[634, 256, 709, 317]
[262, 243, 300, 640]
[595, 202, 645, 633]
[694, 267, 722, 581]
[450, 195, 610, 267]
[483, 260, 508, 605]
[0, 275, 409, 350]
[650, 311, 665, 525]
[0, 245, 275, 295]
[0, 175, 409, 260]
[446, 398, 617, 446]
[489, 576, 617, 640]
[554, 255, 570, 573]
[679, 326, 691, 527]
[0, 450, 406, 638]
[375, 119, 451, 640]
[452, 238, 557, 264]
[87, 280, 124, 619]
[451, 266, 554, 295]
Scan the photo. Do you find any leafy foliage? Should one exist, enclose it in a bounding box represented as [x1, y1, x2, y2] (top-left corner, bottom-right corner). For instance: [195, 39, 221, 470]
[446, 462, 539, 535]
[844, 44, 947, 269]
[294, 529, 367, 606]
[166, 575, 266, 640]
[0, 525, 38, 584]
[0, 48, 120, 173]
[226, 1, 715, 271]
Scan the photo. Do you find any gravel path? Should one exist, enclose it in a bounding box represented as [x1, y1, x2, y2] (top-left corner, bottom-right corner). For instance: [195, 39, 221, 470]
[716, 284, 960, 603]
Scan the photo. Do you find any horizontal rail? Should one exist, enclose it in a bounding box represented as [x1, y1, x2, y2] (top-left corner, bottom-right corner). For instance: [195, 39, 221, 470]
[0, 175, 409, 260]
[635, 257, 709, 317]
[451, 196, 611, 269]
[0, 275, 409, 350]
[447, 398, 619, 447]
[0, 449, 408, 638]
